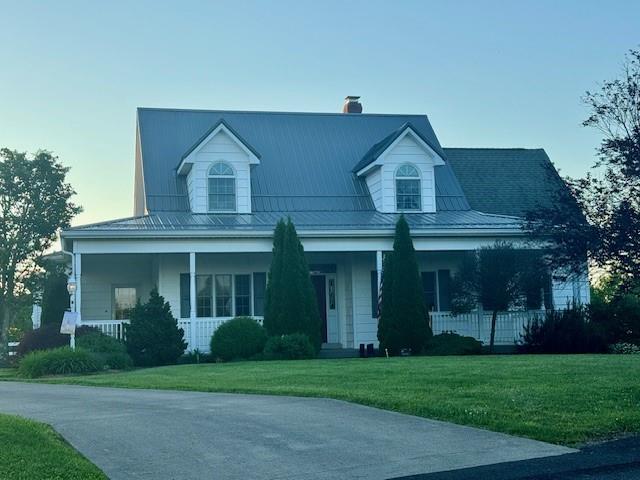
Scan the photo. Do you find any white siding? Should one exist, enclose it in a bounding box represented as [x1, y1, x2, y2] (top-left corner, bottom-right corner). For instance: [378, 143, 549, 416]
[186, 129, 252, 213]
[365, 167, 382, 210]
[552, 268, 590, 309]
[364, 134, 438, 213]
[80, 254, 155, 321]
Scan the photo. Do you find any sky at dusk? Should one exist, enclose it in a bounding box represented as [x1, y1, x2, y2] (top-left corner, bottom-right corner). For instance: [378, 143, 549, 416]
[1, 0, 638, 226]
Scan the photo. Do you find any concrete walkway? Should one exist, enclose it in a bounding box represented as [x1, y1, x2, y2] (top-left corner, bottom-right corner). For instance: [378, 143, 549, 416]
[0, 382, 574, 480]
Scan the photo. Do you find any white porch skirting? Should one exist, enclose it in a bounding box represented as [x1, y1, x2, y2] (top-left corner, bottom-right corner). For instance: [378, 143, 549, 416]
[84, 311, 543, 353]
[430, 310, 546, 346]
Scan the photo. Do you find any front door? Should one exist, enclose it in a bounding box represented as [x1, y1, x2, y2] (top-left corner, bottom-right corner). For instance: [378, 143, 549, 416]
[311, 275, 327, 343]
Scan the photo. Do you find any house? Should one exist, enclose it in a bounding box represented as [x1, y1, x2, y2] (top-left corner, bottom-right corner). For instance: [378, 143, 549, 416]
[60, 97, 589, 352]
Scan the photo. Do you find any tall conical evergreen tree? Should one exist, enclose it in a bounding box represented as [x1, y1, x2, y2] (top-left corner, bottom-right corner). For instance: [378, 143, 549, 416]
[264, 219, 287, 336]
[378, 215, 432, 354]
[264, 218, 322, 351]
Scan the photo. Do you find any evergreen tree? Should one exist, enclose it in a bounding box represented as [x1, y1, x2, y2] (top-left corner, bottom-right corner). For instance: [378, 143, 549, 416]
[264, 218, 322, 351]
[378, 216, 432, 354]
[264, 219, 286, 336]
[125, 289, 187, 366]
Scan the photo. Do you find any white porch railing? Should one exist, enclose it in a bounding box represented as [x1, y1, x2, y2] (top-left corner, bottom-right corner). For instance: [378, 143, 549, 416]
[430, 310, 546, 346]
[83, 320, 130, 341]
[84, 317, 264, 352]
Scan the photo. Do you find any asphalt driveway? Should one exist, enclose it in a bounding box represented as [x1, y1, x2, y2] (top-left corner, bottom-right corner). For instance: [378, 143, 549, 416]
[0, 382, 574, 480]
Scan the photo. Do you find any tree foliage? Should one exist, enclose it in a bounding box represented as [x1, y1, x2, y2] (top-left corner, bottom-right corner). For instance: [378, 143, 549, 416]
[263, 218, 322, 351]
[0, 149, 80, 345]
[378, 216, 432, 354]
[125, 289, 187, 366]
[525, 49, 640, 290]
[450, 242, 546, 352]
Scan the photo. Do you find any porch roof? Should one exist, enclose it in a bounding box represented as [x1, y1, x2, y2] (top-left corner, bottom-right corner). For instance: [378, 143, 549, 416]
[63, 210, 521, 238]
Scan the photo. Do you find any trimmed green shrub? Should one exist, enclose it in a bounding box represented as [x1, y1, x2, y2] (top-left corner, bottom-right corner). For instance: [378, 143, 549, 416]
[378, 216, 432, 354]
[521, 304, 607, 353]
[210, 317, 267, 361]
[126, 289, 187, 367]
[76, 331, 132, 370]
[18, 347, 103, 378]
[263, 334, 315, 360]
[609, 342, 640, 354]
[424, 332, 483, 356]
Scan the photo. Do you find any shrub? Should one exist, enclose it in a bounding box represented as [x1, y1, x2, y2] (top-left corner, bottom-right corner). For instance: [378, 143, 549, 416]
[609, 342, 640, 354]
[16, 324, 99, 357]
[18, 347, 103, 378]
[521, 305, 607, 353]
[76, 331, 132, 370]
[210, 317, 267, 361]
[590, 292, 640, 345]
[424, 332, 482, 356]
[126, 289, 187, 367]
[16, 324, 67, 356]
[263, 334, 315, 360]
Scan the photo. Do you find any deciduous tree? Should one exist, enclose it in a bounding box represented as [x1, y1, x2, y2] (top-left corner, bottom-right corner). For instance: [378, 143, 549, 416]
[0, 149, 80, 350]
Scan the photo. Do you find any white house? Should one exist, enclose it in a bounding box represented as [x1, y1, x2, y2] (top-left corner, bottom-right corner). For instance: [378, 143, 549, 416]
[60, 97, 589, 352]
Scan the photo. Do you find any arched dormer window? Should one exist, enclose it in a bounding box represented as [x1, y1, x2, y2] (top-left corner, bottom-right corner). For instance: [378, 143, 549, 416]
[208, 162, 236, 212]
[395, 164, 421, 211]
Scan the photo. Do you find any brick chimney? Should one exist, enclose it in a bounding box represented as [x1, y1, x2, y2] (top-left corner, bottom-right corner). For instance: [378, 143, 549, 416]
[342, 96, 363, 113]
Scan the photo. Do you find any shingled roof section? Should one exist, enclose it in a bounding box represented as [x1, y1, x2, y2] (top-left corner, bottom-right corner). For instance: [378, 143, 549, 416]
[443, 148, 566, 217]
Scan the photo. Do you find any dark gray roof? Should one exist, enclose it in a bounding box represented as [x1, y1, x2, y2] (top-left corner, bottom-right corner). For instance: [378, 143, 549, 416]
[65, 210, 520, 235]
[443, 148, 565, 217]
[352, 122, 444, 173]
[137, 108, 469, 213]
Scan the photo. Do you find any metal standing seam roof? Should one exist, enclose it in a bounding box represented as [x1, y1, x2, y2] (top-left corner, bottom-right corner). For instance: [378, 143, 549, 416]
[64, 210, 521, 235]
[63, 108, 569, 237]
[136, 108, 470, 214]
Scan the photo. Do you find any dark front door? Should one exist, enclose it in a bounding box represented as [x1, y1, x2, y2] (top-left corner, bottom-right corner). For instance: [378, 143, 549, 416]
[311, 275, 327, 343]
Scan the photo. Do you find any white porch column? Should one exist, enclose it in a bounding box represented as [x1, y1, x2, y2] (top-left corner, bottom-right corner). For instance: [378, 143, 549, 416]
[189, 252, 197, 351]
[74, 253, 82, 325]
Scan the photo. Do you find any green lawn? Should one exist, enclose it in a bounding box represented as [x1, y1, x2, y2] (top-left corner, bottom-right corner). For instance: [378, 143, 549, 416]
[10, 354, 638, 446]
[0, 413, 106, 480]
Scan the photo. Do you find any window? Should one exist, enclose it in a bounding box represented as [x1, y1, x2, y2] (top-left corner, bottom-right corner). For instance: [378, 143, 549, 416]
[235, 275, 251, 316]
[437, 270, 451, 311]
[196, 275, 213, 317]
[395, 164, 421, 211]
[113, 287, 137, 320]
[421, 272, 437, 311]
[208, 162, 236, 212]
[215, 274, 232, 317]
[253, 272, 266, 316]
[179, 274, 190, 318]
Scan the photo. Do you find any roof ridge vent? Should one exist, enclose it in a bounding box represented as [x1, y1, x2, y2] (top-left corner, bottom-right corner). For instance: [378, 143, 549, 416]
[342, 96, 363, 114]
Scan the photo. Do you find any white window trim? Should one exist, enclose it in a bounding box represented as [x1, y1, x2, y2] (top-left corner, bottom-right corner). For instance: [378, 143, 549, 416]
[395, 163, 422, 212]
[207, 162, 237, 213]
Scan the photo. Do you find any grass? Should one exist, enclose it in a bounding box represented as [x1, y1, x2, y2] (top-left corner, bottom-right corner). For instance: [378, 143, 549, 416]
[0, 413, 106, 480]
[6, 354, 638, 446]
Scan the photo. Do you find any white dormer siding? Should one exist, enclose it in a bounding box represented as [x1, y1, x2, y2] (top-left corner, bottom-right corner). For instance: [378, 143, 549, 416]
[179, 123, 260, 214]
[360, 130, 444, 213]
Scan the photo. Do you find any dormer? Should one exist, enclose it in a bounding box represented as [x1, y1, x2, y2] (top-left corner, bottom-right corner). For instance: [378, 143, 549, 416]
[353, 123, 445, 213]
[177, 120, 260, 213]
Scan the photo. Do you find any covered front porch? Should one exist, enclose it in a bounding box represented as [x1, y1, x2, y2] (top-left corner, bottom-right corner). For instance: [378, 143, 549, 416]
[68, 247, 587, 352]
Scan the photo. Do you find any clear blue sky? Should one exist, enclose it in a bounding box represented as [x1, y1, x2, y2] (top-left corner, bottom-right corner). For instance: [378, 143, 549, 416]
[1, 0, 638, 225]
